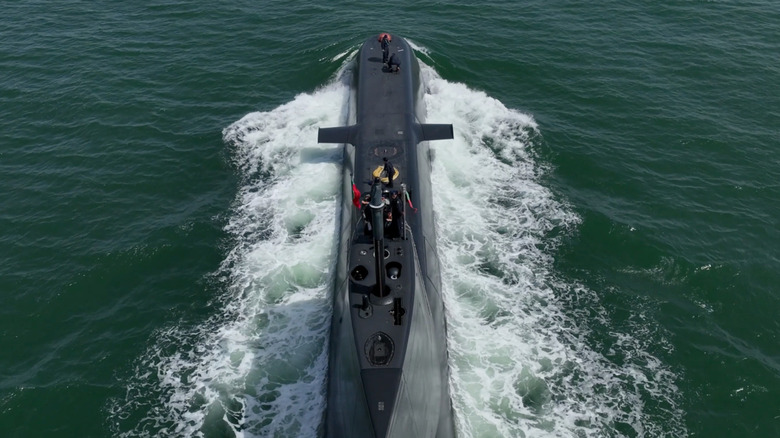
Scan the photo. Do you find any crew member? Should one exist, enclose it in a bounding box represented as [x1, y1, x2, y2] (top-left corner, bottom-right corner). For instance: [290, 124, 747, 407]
[382, 157, 395, 188]
[384, 209, 393, 231]
[381, 34, 390, 65]
[389, 190, 404, 238]
[387, 53, 401, 73]
[361, 193, 372, 234]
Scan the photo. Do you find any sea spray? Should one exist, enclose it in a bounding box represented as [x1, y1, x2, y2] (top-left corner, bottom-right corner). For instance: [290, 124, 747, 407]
[110, 60, 684, 438]
[109, 79, 350, 437]
[425, 68, 685, 437]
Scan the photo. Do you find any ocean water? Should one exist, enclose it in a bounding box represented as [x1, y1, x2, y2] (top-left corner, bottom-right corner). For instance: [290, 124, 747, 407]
[2, 1, 778, 437]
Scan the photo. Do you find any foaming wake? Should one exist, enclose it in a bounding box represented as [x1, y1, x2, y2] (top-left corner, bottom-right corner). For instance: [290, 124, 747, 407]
[108, 58, 685, 437]
[108, 73, 351, 437]
[423, 70, 686, 437]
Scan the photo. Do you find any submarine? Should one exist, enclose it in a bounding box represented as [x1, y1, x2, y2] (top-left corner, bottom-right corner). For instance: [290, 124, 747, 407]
[317, 34, 456, 438]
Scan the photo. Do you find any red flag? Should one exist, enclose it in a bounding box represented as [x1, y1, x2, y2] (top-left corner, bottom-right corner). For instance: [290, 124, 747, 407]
[352, 183, 361, 208]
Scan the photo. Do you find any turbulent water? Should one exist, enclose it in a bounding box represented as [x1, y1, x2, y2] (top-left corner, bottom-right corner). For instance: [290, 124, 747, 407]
[2, 1, 779, 437]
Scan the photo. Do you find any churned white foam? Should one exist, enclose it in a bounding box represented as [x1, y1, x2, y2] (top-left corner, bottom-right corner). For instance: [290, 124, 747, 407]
[110, 57, 685, 437]
[216, 76, 355, 437]
[423, 66, 686, 437]
[329, 47, 358, 64]
[406, 39, 431, 58]
[109, 77, 350, 437]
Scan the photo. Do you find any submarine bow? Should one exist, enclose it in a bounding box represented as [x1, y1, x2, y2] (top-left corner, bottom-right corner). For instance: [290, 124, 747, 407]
[318, 34, 456, 438]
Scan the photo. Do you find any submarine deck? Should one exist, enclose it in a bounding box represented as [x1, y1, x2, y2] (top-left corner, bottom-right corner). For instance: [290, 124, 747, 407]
[352, 36, 419, 196]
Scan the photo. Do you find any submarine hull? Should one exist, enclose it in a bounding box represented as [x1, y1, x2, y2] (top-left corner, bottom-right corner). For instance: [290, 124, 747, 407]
[320, 34, 455, 438]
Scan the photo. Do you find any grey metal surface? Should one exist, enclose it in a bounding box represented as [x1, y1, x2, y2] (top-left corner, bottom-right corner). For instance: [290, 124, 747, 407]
[319, 34, 455, 438]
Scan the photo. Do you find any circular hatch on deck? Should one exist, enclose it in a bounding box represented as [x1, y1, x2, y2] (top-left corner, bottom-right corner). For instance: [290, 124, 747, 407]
[364, 332, 395, 366]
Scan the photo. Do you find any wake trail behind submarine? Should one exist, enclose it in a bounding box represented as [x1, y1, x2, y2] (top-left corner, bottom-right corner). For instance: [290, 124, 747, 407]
[110, 47, 685, 438]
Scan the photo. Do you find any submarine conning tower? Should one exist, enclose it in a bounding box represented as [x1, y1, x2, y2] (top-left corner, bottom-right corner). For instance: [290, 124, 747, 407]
[318, 34, 456, 438]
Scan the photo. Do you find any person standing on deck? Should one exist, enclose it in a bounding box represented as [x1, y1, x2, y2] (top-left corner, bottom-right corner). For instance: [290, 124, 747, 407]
[382, 157, 395, 188]
[381, 34, 390, 66]
[389, 190, 404, 238]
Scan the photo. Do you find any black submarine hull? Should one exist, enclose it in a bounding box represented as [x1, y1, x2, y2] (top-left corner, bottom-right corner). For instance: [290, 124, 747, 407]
[318, 35, 456, 438]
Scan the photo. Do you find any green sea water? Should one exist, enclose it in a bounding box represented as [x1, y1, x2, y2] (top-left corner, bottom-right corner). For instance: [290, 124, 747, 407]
[2, 1, 778, 437]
